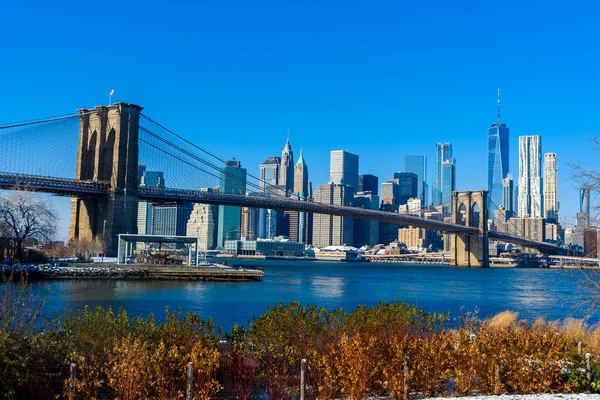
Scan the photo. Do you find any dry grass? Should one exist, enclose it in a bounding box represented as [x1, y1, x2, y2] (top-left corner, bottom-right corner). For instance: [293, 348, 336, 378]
[487, 311, 519, 330]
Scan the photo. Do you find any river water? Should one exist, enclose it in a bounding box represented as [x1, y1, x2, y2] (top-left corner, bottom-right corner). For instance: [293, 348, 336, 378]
[20, 260, 600, 331]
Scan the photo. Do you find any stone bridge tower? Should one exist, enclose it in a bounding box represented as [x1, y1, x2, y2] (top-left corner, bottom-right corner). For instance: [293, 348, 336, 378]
[68, 103, 142, 256]
[450, 190, 489, 267]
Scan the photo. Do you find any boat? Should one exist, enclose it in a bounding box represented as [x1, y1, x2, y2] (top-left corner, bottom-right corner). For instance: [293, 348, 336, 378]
[313, 246, 367, 262]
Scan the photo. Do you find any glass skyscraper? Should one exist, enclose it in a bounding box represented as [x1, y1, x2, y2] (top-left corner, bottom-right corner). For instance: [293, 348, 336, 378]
[330, 150, 359, 192]
[404, 155, 427, 205]
[217, 158, 247, 247]
[433, 143, 452, 206]
[488, 89, 510, 213]
[518, 135, 543, 218]
[441, 159, 456, 216]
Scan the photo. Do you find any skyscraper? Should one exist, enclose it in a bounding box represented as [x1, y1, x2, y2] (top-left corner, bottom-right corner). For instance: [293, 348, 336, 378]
[330, 150, 359, 192]
[441, 158, 456, 216]
[502, 174, 514, 220]
[433, 143, 452, 206]
[543, 153, 558, 221]
[518, 135, 543, 218]
[381, 181, 398, 205]
[259, 156, 280, 192]
[294, 149, 309, 197]
[217, 158, 247, 247]
[186, 200, 219, 250]
[488, 89, 510, 213]
[152, 201, 193, 236]
[394, 172, 418, 206]
[404, 155, 427, 205]
[358, 174, 379, 195]
[351, 191, 380, 246]
[279, 139, 294, 196]
[312, 183, 354, 247]
[579, 187, 591, 227]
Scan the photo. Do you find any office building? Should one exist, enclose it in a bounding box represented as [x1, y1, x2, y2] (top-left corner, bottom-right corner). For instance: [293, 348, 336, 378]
[352, 191, 380, 246]
[433, 142, 452, 206]
[518, 135, 543, 218]
[394, 172, 418, 206]
[573, 187, 592, 248]
[502, 174, 515, 220]
[359, 174, 379, 195]
[330, 150, 359, 192]
[224, 238, 305, 257]
[488, 89, 510, 213]
[312, 183, 354, 247]
[405, 155, 427, 204]
[279, 139, 294, 196]
[259, 156, 280, 192]
[217, 158, 247, 247]
[152, 201, 193, 236]
[381, 181, 398, 205]
[294, 149, 309, 197]
[441, 158, 456, 216]
[543, 153, 558, 221]
[186, 201, 219, 250]
[137, 170, 165, 235]
[137, 164, 146, 186]
[497, 216, 545, 243]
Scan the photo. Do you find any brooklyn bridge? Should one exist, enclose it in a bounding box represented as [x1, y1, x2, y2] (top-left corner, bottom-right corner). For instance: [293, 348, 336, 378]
[0, 103, 565, 266]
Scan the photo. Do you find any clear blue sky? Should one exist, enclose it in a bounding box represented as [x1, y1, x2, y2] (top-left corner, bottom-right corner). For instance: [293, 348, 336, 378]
[1, 0, 599, 239]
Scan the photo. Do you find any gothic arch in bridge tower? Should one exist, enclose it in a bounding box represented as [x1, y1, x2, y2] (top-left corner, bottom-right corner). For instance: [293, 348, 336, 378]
[450, 191, 489, 267]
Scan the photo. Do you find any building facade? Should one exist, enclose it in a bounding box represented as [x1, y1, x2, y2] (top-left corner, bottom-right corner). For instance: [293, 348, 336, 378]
[186, 202, 219, 250]
[433, 142, 452, 206]
[441, 158, 456, 216]
[381, 181, 398, 205]
[152, 201, 194, 237]
[217, 158, 247, 247]
[358, 174, 379, 195]
[312, 183, 354, 247]
[259, 156, 280, 192]
[330, 150, 359, 192]
[137, 170, 165, 235]
[518, 135, 543, 218]
[502, 174, 515, 220]
[293, 149, 309, 197]
[543, 153, 558, 221]
[351, 191, 380, 247]
[394, 172, 418, 206]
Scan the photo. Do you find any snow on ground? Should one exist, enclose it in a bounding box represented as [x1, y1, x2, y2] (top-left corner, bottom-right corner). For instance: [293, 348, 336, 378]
[420, 395, 600, 400]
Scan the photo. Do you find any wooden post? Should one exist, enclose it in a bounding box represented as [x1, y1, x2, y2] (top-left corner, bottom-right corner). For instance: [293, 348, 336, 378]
[403, 356, 410, 400]
[578, 341, 583, 355]
[186, 362, 193, 400]
[494, 361, 500, 394]
[586, 353, 592, 387]
[69, 363, 77, 380]
[300, 358, 307, 400]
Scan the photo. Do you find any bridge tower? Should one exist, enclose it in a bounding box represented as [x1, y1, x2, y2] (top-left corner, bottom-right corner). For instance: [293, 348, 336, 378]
[68, 103, 142, 256]
[450, 190, 489, 267]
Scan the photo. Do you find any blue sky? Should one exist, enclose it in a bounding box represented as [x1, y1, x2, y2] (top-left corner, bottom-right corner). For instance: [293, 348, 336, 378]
[1, 0, 599, 239]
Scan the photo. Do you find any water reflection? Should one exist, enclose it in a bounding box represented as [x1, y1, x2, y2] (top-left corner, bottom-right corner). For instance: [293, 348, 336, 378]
[310, 276, 344, 299]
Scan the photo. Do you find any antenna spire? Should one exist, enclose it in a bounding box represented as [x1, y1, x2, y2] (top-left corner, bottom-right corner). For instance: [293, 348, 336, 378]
[497, 88, 501, 124]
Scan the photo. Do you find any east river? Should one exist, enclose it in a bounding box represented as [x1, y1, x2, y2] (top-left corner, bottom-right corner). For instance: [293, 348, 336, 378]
[20, 260, 600, 331]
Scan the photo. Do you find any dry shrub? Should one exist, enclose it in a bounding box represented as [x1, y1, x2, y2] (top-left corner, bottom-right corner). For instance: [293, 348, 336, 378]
[220, 325, 257, 400]
[408, 332, 454, 396]
[378, 333, 410, 400]
[106, 335, 149, 400]
[146, 341, 186, 399]
[189, 340, 222, 399]
[335, 332, 378, 399]
[488, 311, 519, 330]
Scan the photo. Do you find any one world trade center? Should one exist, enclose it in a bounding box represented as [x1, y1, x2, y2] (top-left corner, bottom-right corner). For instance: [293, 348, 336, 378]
[488, 89, 509, 213]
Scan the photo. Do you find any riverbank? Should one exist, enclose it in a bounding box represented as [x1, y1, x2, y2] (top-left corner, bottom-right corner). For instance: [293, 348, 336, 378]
[1, 263, 263, 281]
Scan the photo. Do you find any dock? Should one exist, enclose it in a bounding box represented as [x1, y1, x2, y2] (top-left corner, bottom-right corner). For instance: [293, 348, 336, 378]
[145, 266, 263, 281]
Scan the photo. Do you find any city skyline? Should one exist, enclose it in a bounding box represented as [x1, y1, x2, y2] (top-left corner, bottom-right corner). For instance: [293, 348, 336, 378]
[4, 1, 598, 239]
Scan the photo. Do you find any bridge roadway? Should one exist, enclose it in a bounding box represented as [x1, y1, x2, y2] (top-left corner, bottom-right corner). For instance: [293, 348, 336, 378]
[0, 172, 564, 253]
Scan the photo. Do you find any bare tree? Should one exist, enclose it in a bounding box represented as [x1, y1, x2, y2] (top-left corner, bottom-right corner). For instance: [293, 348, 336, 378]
[570, 134, 600, 225]
[0, 191, 57, 263]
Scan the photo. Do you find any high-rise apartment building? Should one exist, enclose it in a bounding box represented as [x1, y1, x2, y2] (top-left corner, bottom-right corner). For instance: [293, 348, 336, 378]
[217, 158, 247, 247]
[518, 135, 543, 218]
[433, 143, 452, 206]
[279, 139, 294, 196]
[312, 183, 354, 247]
[488, 89, 510, 213]
[441, 158, 456, 216]
[502, 174, 514, 220]
[405, 155, 427, 205]
[543, 153, 558, 221]
[259, 156, 280, 192]
[358, 174, 379, 195]
[186, 200, 219, 250]
[293, 149, 309, 197]
[394, 172, 418, 206]
[330, 150, 359, 192]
